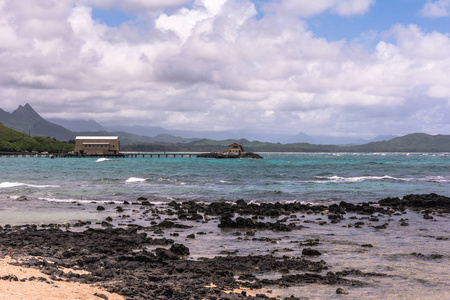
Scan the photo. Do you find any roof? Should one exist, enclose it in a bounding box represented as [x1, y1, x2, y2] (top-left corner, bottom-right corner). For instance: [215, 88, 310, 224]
[228, 143, 242, 147]
[76, 136, 119, 140]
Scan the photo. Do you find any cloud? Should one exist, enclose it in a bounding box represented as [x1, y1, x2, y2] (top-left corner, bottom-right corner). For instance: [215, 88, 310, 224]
[420, 0, 450, 18]
[0, 0, 450, 138]
[262, 0, 375, 18]
[81, 0, 193, 14]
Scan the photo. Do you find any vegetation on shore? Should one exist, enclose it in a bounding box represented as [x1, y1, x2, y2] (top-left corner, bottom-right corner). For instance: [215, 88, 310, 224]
[0, 123, 74, 153]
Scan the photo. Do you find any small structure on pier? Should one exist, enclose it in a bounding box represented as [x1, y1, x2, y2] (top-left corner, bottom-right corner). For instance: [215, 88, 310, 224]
[227, 143, 244, 155]
[75, 136, 120, 155]
[198, 142, 262, 159]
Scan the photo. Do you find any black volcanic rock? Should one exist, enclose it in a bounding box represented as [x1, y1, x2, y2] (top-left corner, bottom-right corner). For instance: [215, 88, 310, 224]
[197, 152, 263, 159]
[378, 193, 450, 211]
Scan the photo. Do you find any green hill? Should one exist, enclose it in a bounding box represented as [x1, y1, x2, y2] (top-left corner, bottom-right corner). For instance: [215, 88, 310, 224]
[0, 123, 74, 153]
[345, 133, 450, 152]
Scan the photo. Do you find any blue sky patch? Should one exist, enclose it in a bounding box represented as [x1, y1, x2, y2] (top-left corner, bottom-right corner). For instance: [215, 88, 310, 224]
[92, 8, 134, 27]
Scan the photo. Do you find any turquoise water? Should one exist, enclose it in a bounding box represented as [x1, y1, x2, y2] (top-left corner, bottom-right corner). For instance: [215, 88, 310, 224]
[1, 153, 449, 204]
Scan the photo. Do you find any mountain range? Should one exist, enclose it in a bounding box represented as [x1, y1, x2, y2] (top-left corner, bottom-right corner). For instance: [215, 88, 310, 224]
[0, 103, 449, 152]
[48, 111, 396, 144]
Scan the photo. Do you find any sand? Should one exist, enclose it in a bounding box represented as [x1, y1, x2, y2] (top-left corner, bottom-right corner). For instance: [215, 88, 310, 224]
[0, 256, 124, 300]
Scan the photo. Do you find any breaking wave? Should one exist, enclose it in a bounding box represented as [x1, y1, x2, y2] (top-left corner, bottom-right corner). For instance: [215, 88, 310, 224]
[313, 175, 450, 183]
[95, 158, 111, 163]
[0, 182, 59, 189]
[125, 177, 147, 183]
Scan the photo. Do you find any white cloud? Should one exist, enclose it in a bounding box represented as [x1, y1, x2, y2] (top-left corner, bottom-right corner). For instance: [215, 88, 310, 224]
[0, 0, 450, 137]
[420, 0, 450, 18]
[80, 0, 193, 14]
[262, 0, 375, 18]
[155, 0, 229, 41]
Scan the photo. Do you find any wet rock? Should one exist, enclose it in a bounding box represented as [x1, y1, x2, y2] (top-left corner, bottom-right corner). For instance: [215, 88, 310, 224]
[374, 223, 388, 229]
[155, 248, 179, 260]
[94, 293, 109, 299]
[379, 193, 450, 211]
[218, 216, 294, 231]
[336, 287, 349, 294]
[299, 239, 320, 246]
[16, 196, 28, 201]
[220, 250, 239, 255]
[96, 206, 105, 211]
[170, 243, 190, 256]
[302, 248, 321, 256]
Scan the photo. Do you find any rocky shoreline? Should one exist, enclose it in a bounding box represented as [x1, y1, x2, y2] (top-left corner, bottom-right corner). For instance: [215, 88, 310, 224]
[0, 193, 449, 299]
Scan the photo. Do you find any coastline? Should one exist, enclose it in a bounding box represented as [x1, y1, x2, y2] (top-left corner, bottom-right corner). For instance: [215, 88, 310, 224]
[1, 194, 449, 299]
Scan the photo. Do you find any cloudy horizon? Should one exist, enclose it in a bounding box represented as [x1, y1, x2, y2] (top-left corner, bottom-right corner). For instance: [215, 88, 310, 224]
[1, 0, 450, 140]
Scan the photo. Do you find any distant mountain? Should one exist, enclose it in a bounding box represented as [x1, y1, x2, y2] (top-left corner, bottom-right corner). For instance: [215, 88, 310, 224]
[286, 132, 315, 143]
[369, 135, 397, 142]
[105, 125, 170, 137]
[286, 133, 389, 145]
[125, 133, 450, 152]
[2, 104, 448, 152]
[0, 104, 74, 141]
[48, 118, 105, 132]
[308, 135, 368, 145]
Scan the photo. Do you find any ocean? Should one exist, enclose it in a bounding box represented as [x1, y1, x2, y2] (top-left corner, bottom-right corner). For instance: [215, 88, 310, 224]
[1, 152, 449, 206]
[1, 152, 449, 299]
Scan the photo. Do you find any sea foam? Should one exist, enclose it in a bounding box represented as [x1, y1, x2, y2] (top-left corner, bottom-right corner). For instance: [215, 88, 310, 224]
[125, 177, 147, 183]
[95, 158, 111, 162]
[313, 175, 405, 183]
[0, 182, 59, 188]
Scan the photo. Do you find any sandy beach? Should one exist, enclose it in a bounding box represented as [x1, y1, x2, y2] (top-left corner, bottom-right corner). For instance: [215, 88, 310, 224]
[0, 256, 124, 300]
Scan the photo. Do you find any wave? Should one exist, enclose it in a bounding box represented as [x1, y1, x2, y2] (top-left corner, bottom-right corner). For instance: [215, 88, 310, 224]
[125, 177, 147, 183]
[421, 176, 450, 183]
[95, 158, 111, 163]
[0, 182, 59, 189]
[313, 175, 450, 183]
[314, 175, 401, 183]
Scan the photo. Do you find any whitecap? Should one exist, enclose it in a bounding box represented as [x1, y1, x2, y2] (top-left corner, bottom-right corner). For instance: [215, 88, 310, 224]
[95, 158, 111, 162]
[423, 176, 450, 183]
[0, 182, 59, 188]
[125, 177, 147, 183]
[313, 175, 406, 183]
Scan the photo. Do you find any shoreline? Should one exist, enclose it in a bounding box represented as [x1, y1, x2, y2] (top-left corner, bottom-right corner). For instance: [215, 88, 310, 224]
[1, 194, 449, 299]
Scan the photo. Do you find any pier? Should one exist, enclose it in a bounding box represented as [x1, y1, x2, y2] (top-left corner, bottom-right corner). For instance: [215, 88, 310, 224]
[121, 152, 200, 158]
[0, 152, 201, 158]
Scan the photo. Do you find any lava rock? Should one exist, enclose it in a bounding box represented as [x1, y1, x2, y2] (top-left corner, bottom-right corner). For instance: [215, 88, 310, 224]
[302, 248, 321, 256]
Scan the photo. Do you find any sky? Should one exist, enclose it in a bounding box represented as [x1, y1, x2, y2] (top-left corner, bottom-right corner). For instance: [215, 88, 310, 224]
[1, 0, 450, 139]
